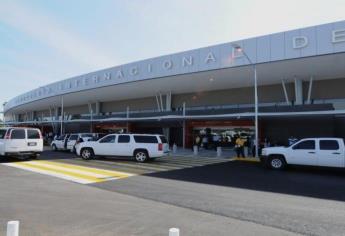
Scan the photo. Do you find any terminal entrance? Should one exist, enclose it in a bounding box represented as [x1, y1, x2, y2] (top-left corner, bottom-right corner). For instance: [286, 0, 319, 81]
[191, 126, 255, 150]
[186, 120, 255, 149]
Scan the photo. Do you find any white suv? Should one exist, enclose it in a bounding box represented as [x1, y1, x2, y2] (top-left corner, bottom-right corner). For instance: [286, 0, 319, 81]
[76, 134, 169, 162]
[0, 127, 43, 159]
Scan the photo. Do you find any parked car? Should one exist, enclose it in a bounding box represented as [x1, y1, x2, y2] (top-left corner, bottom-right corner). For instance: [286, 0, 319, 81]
[0, 127, 43, 159]
[75, 134, 169, 162]
[260, 138, 345, 170]
[88, 133, 107, 141]
[51, 133, 96, 152]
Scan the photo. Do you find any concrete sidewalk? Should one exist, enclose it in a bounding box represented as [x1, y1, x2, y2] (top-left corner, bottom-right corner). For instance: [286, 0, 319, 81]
[170, 147, 237, 158]
[0, 164, 297, 236]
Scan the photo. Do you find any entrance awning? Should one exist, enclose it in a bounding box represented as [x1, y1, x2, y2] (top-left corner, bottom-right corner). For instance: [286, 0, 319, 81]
[5, 109, 345, 125]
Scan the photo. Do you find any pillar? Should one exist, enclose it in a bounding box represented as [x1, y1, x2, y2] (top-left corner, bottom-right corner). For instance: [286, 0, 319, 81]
[294, 77, 303, 105]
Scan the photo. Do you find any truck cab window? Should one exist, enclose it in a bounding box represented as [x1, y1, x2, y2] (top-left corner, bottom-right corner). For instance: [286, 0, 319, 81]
[320, 140, 339, 150]
[292, 140, 315, 150]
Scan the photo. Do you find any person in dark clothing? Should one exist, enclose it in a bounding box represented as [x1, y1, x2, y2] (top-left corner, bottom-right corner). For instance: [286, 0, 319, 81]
[64, 135, 68, 149]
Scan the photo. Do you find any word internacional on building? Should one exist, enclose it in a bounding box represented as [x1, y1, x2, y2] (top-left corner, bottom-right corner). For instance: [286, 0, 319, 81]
[5, 21, 345, 112]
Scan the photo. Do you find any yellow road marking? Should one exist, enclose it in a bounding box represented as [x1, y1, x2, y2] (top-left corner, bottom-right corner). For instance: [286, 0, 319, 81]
[38, 160, 133, 178]
[11, 160, 134, 184]
[14, 162, 106, 183]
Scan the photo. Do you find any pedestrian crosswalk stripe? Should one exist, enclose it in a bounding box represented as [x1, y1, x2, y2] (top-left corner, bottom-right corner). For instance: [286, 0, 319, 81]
[3, 161, 134, 184]
[90, 156, 233, 173]
[92, 160, 170, 172]
[38, 160, 131, 177]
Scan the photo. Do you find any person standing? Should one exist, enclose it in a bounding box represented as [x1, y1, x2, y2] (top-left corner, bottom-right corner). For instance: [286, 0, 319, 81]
[202, 136, 208, 150]
[195, 135, 201, 149]
[235, 136, 245, 158]
[212, 134, 220, 150]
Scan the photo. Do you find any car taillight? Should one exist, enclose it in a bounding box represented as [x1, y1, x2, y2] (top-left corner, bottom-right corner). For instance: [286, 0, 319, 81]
[158, 143, 163, 151]
[39, 132, 43, 139]
[4, 133, 11, 139]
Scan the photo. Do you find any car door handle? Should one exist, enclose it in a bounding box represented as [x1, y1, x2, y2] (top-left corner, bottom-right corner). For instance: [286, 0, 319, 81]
[308, 151, 315, 154]
[332, 152, 341, 155]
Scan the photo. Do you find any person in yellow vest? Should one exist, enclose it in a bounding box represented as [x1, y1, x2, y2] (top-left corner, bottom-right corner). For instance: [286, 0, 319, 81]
[235, 136, 245, 158]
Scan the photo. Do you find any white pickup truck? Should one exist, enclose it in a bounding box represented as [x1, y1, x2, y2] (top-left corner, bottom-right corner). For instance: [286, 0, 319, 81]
[260, 138, 345, 170]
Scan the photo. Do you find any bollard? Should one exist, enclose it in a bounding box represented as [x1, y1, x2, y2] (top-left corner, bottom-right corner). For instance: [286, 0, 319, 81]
[7, 221, 19, 236]
[169, 228, 180, 236]
[217, 146, 222, 157]
[193, 145, 198, 155]
[173, 143, 177, 154]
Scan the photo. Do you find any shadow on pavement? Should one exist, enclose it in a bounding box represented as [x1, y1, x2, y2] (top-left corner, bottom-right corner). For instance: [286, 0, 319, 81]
[144, 161, 345, 202]
[0, 150, 78, 163]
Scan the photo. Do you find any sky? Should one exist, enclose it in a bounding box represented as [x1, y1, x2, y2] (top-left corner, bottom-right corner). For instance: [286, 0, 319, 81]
[1, 0, 345, 115]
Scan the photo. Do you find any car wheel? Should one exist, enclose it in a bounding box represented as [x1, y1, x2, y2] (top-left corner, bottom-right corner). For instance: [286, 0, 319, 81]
[81, 148, 94, 160]
[134, 150, 148, 163]
[31, 153, 40, 159]
[269, 156, 286, 170]
[52, 144, 57, 151]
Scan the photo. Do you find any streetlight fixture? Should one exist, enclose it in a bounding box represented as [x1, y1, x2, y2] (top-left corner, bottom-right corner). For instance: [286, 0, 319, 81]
[231, 43, 259, 158]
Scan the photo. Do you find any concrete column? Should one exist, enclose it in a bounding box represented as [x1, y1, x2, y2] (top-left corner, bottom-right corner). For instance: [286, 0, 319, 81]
[88, 103, 93, 133]
[95, 101, 101, 115]
[182, 102, 186, 149]
[307, 76, 313, 104]
[159, 92, 164, 112]
[294, 77, 303, 105]
[281, 79, 289, 105]
[54, 107, 59, 121]
[163, 127, 170, 144]
[155, 94, 161, 112]
[126, 106, 130, 118]
[166, 92, 172, 111]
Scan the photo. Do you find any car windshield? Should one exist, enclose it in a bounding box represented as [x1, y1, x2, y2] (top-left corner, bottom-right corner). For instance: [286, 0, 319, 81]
[81, 134, 93, 137]
[0, 129, 7, 139]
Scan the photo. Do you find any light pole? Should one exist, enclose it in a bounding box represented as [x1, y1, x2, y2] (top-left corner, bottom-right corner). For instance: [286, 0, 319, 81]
[2, 102, 7, 127]
[231, 44, 259, 158]
[60, 96, 64, 136]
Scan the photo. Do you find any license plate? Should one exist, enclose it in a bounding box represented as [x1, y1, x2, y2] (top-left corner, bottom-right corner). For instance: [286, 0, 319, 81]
[28, 142, 37, 146]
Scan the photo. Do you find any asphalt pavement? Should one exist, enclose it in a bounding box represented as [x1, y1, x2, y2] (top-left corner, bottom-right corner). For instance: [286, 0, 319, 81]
[2, 150, 345, 235]
[0, 162, 296, 236]
[93, 161, 345, 236]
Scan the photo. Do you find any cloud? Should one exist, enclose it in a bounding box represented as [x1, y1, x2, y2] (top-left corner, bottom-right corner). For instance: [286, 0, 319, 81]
[0, 1, 117, 69]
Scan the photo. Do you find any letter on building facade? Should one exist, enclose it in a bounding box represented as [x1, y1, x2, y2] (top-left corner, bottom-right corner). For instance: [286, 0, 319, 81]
[182, 56, 193, 67]
[130, 67, 138, 76]
[116, 70, 124, 79]
[332, 29, 345, 43]
[204, 52, 216, 64]
[104, 73, 111, 80]
[163, 60, 173, 70]
[293, 36, 308, 49]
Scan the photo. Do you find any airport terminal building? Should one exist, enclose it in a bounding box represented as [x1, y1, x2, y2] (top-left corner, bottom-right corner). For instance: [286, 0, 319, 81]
[4, 20, 345, 147]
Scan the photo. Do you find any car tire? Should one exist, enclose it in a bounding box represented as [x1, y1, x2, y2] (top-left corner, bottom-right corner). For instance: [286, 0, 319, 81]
[31, 153, 40, 159]
[52, 144, 57, 152]
[269, 155, 286, 170]
[81, 148, 94, 160]
[134, 150, 148, 163]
